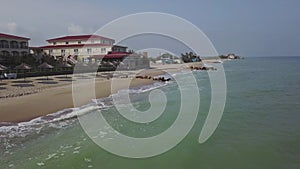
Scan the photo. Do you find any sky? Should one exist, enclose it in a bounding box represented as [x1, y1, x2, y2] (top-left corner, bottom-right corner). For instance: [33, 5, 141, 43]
[0, 0, 299, 57]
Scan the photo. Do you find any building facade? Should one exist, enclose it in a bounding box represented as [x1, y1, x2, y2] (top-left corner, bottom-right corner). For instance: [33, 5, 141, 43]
[121, 53, 150, 70]
[40, 35, 119, 63]
[0, 33, 30, 57]
[40, 34, 150, 70]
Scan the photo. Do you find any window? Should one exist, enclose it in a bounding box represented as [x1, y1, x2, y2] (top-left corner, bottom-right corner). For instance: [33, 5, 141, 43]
[78, 41, 81, 44]
[74, 49, 78, 54]
[20, 42, 28, 49]
[12, 51, 19, 56]
[87, 48, 92, 54]
[1, 50, 10, 56]
[10, 41, 19, 49]
[53, 42, 56, 45]
[61, 49, 65, 55]
[49, 49, 53, 54]
[66, 42, 69, 45]
[101, 48, 106, 53]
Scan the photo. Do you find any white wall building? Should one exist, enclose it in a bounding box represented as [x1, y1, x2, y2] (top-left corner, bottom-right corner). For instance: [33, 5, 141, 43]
[40, 35, 119, 63]
[0, 33, 30, 56]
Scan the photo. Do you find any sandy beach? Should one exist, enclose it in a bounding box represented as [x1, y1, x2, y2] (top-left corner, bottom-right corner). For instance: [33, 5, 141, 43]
[0, 63, 199, 123]
[0, 61, 212, 123]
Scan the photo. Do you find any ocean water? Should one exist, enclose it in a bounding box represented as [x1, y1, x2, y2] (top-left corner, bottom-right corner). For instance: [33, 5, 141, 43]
[1, 57, 300, 169]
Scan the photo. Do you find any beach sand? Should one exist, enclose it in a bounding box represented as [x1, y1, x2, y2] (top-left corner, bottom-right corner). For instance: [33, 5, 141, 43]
[0, 66, 180, 123]
[0, 77, 152, 123]
[0, 62, 207, 123]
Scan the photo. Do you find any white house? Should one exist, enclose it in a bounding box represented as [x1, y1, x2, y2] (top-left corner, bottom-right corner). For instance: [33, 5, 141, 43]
[0, 33, 30, 56]
[40, 34, 126, 63]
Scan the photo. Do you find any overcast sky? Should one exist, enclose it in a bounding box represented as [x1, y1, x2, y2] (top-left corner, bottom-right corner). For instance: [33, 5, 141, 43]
[0, 0, 299, 57]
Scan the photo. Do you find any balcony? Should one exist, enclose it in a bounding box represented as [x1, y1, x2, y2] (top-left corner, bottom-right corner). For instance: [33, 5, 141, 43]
[10, 41, 19, 49]
[0, 40, 9, 49]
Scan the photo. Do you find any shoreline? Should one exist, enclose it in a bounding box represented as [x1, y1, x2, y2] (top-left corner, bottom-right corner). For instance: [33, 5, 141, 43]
[0, 78, 154, 123]
[0, 62, 207, 124]
[0, 66, 183, 123]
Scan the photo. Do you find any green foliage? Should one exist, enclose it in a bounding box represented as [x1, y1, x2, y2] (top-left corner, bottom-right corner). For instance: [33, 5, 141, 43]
[42, 55, 60, 66]
[219, 55, 227, 59]
[218, 54, 241, 59]
[5, 54, 37, 67]
[180, 52, 201, 63]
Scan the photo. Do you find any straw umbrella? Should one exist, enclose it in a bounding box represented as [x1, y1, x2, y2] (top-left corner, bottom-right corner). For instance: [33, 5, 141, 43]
[118, 61, 125, 70]
[59, 62, 72, 78]
[14, 63, 32, 81]
[0, 64, 7, 70]
[107, 61, 116, 69]
[38, 62, 54, 80]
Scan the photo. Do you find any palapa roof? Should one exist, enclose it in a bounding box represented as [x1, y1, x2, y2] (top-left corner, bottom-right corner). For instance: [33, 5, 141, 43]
[14, 63, 32, 70]
[38, 62, 54, 69]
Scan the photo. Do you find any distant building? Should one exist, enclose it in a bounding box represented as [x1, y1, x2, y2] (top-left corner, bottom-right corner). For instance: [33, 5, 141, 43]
[90, 52, 150, 70]
[112, 45, 127, 53]
[154, 53, 183, 64]
[0, 33, 30, 57]
[40, 34, 126, 63]
[39, 34, 149, 70]
[227, 53, 236, 59]
[121, 53, 150, 70]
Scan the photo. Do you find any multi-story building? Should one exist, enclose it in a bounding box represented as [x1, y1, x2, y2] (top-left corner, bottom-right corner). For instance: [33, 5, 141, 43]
[0, 33, 30, 56]
[40, 34, 127, 63]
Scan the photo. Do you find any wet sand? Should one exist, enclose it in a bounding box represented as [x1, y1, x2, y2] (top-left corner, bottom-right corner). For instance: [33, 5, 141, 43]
[0, 62, 205, 123]
[0, 67, 175, 123]
[0, 78, 153, 123]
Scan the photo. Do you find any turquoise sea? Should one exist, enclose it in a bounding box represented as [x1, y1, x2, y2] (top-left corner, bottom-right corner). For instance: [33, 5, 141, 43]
[1, 57, 300, 169]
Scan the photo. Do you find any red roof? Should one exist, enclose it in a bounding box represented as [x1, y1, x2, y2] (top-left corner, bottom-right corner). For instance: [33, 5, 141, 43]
[40, 43, 112, 49]
[0, 33, 30, 40]
[89, 52, 132, 59]
[104, 52, 130, 59]
[46, 34, 114, 42]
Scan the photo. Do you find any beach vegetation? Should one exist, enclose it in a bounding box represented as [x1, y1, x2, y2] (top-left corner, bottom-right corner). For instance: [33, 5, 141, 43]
[181, 52, 201, 63]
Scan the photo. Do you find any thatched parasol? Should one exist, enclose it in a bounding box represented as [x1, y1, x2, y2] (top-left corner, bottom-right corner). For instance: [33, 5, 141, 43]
[59, 62, 73, 78]
[59, 62, 73, 68]
[15, 63, 31, 70]
[38, 62, 54, 80]
[38, 62, 54, 69]
[0, 64, 7, 70]
[14, 63, 32, 81]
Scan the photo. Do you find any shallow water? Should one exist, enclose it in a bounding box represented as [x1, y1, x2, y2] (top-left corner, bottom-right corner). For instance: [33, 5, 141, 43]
[1, 57, 300, 169]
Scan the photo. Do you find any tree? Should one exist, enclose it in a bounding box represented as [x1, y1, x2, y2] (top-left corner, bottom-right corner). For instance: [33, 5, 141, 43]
[42, 55, 60, 66]
[181, 52, 201, 63]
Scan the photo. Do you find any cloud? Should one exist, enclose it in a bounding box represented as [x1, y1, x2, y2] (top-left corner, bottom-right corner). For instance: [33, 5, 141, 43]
[0, 22, 18, 34]
[68, 24, 83, 34]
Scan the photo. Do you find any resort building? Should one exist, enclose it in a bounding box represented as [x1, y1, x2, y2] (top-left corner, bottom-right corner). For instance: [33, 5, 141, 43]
[154, 53, 183, 64]
[227, 53, 236, 59]
[40, 34, 150, 70]
[97, 52, 150, 70]
[0, 33, 30, 57]
[40, 34, 127, 63]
